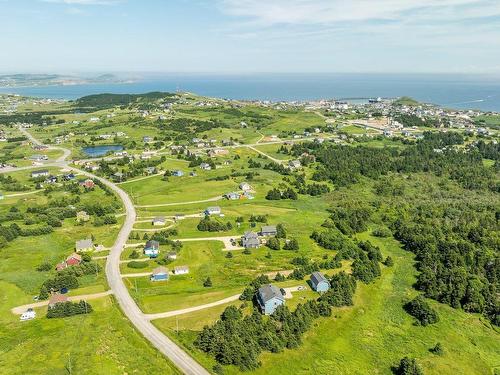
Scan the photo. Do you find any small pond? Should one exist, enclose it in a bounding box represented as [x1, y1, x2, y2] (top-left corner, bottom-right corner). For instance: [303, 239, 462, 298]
[82, 144, 124, 157]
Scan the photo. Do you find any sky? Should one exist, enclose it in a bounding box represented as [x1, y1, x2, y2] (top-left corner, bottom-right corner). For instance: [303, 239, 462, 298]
[0, 0, 499, 74]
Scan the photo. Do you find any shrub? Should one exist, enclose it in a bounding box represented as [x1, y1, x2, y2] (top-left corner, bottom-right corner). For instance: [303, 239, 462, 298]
[36, 262, 52, 272]
[127, 261, 149, 269]
[404, 295, 439, 326]
[394, 357, 424, 375]
[46, 300, 93, 318]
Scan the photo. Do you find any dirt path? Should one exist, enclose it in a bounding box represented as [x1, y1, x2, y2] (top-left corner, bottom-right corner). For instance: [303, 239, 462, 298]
[11, 290, 113, 314]
[136, 195, 223, 208]
[176, 235, 243, 251]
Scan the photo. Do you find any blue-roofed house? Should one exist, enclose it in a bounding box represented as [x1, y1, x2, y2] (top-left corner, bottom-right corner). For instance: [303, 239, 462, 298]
[150, 266, 169, 281]
[172, 170, 184, 177]
[144, 240, 160, 258]
[257, 284, 285, 315]
[310, 272, 330, 293]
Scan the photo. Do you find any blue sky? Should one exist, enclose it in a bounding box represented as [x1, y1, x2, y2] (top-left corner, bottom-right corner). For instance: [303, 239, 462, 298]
[0, 0, 499, 74]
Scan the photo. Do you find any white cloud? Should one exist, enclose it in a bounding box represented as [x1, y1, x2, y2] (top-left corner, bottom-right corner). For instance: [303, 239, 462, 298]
[41, 0, 119, 5]
[219, 0, 500, 25]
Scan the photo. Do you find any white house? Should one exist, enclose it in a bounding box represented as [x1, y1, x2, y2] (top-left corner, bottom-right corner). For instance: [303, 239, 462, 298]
[174, 265, 189, 275]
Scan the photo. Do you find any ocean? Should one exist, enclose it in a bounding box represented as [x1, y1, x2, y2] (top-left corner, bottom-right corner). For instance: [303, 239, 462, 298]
[1, 73, 499, 112]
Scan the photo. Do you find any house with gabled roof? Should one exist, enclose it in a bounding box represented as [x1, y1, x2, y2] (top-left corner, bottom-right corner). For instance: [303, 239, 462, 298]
[310, 271, 329, 293]
[257, 284, 285, 315]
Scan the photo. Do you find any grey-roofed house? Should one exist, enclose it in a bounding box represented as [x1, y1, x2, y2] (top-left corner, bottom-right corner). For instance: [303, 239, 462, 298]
[144, 240, 160, 258]
[310, 271, 330, 293]
[242, 231, 260, 249]
[152, 216, 166, 226]
[75, 238, 94, 252]
[257, 284, 285, 315]
[31, 169, 49, 178]
[204, 206, 221, 216]
[260, 225, 277, 236]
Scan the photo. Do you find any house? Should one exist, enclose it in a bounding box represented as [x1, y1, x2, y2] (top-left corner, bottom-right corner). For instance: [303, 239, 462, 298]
[80, 179, 95, 189]
[172, 170, 184, 177]
[288, 160, 301, 169]
[20, 308, 36, 321]
[55, 262, 67, 271]
[260, 225, 277, 237]
[152, 216, 166, 226]
[48, 293, 68, 308]
[243, 191, 255, 200]
[145, 167, 156, 175]
[150, 266, 169, 281]
[167, 252, 177, 260]
[63, 173, 76, 181]
[199, 163, 212, 171]
[31, 169, 49, 178]
[174, 265, 189, 275]
[76, 211, 90, 222]
[66, 253, 82, 266]
[310, 272, 330, 293]
[383, 129, 393, 137]
[225, 192, 241, 200]
[75, 238, 94, 252]
[204, 206, 221, 216]
[29, 154, 48, 161]
[89, 117, 100, 123]
[257, 284, 285, 315]
[143, 136, 153, 143]
[242, 231, 260, 249]
[239, 182, 252, 191]
[0, 193, 4, 200]
[144, 240, 160, 258]
[174, 213, 185, 221]
[46, 175, 58, 184]
[113, 172, 124, 182]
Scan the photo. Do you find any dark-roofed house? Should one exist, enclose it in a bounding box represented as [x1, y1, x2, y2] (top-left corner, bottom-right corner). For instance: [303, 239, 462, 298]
[310, 272, 330, 293]
[48, 293, 68, 308]
[257, 284, 285, 315]
[150, 266, 169, 281]
[242, 231, 260, 249]
[260, 225, 277, 236]
[144, 240, 160, 258]
[31, 169, 49, 178]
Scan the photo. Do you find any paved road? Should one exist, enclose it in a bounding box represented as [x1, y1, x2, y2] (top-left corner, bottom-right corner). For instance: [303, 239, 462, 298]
[12, 290, 113, 314]
[13, 127, 210, 375]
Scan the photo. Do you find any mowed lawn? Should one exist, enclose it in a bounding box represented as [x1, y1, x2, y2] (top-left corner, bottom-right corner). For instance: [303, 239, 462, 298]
[154, 234, 500, 375]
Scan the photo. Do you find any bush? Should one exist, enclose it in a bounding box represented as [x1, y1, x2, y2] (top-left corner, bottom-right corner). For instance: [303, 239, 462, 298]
[283, 238, 299, 250]
[384, 256, 394, 267]
[372, 227, 392, 237]
[129, 250, 140, 259]
[203, 277, 213, 287]
[394, 357, 424, 375]
[404, 295, 439, 326]
[429, 342, 444, 355]
[127, 261, 149, 269]
[46, 300, 93, 318]
[266, 237, 281, 250]
[36, 262, 52, 272]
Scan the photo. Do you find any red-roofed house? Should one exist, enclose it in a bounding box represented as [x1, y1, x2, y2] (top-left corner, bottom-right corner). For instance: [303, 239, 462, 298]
[48, 293, 68, 308]
[66, 253, 82, 266]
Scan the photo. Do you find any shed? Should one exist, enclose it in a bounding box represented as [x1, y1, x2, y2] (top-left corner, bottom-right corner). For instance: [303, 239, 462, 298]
[310, 272, 330, 293]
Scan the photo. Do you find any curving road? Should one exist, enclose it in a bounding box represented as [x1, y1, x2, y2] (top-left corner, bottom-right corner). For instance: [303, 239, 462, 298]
[13, 127, 209, 375]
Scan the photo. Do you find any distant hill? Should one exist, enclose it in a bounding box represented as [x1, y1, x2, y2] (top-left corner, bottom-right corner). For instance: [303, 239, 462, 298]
[0, 73, 129, 88]
[393, 96, 420, 106]
[75, 92, 176, 109]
